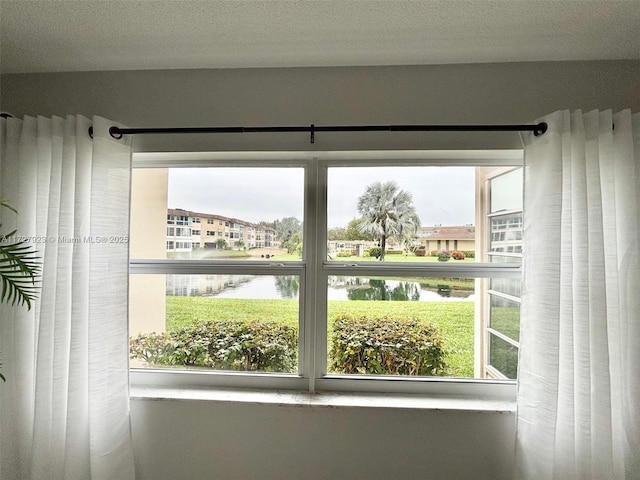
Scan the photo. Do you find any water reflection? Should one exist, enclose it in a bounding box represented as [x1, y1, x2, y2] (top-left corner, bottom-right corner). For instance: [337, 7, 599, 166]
[346, 279, 421, 301]
[274, 276, 300, 299]
[166, 275, 474, 302]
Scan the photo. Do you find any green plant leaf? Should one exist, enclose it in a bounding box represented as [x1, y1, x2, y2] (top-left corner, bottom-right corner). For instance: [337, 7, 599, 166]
[0, 213, 41, 310]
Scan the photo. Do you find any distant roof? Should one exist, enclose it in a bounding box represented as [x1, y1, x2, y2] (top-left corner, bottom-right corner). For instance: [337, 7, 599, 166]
[167, 208, 274, 231]
[418, 226, 475, 240]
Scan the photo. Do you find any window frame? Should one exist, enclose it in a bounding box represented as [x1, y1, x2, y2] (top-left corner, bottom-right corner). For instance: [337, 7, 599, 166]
[130, 150, 522, 400]
[482, 167, 523, 379]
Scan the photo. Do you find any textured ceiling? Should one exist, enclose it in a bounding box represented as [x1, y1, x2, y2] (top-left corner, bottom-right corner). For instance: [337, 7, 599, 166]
[1, 0, 640, 73]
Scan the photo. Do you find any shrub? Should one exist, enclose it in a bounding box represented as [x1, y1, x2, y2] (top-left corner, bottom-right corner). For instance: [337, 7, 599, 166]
[367, 247, 382, 259]
[336, 250, 353, 257]
[130, 320, 298, 372]
[385, 249, 403, 255]
[429, 250, 439, 257]
[415, 247, 426, 257]
[437, 250, 451, 262]
[462, 250, 475, 258]
[451, 250, 466, 260]
[329, 315, 447, 376]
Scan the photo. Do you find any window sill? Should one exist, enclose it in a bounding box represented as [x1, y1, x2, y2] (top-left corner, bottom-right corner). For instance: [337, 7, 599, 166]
[130, 385, 516, 413]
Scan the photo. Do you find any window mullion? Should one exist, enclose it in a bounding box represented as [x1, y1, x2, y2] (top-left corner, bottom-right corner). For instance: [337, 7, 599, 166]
[311, 160, 329, 390]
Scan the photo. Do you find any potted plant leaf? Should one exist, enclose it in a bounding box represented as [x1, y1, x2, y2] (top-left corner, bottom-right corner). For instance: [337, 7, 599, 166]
[0, 199, 40, 381]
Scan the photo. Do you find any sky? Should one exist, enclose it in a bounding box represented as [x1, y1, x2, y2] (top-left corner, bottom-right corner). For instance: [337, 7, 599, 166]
[168, 166, 476, 228]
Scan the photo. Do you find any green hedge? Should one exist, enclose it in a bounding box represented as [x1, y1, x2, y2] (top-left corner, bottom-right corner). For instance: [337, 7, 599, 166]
[130, 320, 298, 373]
[329, 314, 447, 376]
[367, 247, 382, 258]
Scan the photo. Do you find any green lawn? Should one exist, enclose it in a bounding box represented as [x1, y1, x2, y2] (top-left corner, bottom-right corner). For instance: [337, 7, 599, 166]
[166, 296, 475, 377]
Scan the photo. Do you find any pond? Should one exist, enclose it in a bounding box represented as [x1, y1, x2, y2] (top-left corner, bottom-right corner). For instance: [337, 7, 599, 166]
[167, 275, 474, 302]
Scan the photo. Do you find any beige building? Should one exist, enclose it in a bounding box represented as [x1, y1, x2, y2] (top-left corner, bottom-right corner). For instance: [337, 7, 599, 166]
[417, 225, 476, 253]
[167, 208, 277, 253]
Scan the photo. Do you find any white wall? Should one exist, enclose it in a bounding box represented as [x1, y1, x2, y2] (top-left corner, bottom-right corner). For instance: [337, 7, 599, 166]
[3, 60, 638, 479]
[130, 398, 515, 480]
[2, 61, 639, 152]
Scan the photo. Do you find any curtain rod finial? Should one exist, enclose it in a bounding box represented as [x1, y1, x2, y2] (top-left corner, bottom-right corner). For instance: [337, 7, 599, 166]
[534, 122, 548, 136]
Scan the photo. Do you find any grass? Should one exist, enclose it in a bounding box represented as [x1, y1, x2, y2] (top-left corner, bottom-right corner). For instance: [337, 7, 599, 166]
[166, 296, 475, 377]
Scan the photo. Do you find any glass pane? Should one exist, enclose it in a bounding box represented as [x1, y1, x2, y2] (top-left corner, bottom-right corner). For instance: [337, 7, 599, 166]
[130, 168, 304, 260]
[326, 275, 477, 378]
[129, 274, 300, 373]
[490, 276, 521, 297]
[489, 213, 522, 253]
[488, 254, 521, 263]
[489, 334, 518, 379]
[490, 168, 522, 212]
[327, 167, 476, 262]
[489, 294, 520, 341]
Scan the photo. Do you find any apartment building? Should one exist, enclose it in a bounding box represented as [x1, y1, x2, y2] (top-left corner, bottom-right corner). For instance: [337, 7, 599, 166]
[167, 208, 277, 252]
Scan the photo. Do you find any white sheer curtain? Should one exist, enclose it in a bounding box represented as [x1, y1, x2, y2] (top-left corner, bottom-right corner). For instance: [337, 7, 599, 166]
[0, 115, 135, 479]
[516, 109, 640, 479]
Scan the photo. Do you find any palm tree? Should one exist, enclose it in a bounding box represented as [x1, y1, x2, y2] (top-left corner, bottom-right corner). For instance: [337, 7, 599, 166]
[356, 181, 420, 261]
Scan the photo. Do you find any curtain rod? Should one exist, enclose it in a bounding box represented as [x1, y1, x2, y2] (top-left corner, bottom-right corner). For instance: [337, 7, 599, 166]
[96, 122, 548, 144]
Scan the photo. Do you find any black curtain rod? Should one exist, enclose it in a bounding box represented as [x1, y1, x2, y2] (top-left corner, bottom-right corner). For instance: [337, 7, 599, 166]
[98, 122, 548, 143]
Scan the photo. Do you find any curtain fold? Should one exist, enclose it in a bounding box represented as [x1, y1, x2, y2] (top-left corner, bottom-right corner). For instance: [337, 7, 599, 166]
[516, 109, 640, 479]
[0, 115, 135, 480]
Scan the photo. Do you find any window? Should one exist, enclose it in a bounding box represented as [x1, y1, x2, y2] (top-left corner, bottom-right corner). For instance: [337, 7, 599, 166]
[482, 168, 522, 379]
[129, 152, 522, 397]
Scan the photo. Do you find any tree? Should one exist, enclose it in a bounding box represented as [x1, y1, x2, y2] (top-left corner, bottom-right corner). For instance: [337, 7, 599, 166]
[283, 231, 302, 255]
[327, 227, 347, 241]
[345, 218, 377, 241]
[215, 238, 228, 250]
[273, 217, 302, 242]
[356, 181, 420, 261]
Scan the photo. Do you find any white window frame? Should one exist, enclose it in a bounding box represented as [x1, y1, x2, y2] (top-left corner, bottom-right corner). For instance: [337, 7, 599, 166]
[130, 150, 522, 401]
[483, 167, 523, 380]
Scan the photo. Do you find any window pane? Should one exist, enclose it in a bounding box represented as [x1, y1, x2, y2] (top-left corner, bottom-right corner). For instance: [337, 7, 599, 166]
[489, 294, 520, 341]
[327, 275, 476, 378]
[130, 168, 304, 260]
[489, 213, 522, 253]
[327, 167, 476, 262]
[489, 334, 518, 379]
[488, 254, 521, 263]
[129, 274, 300, 373]
[490, 277, 521, 297]
[490, 168, 522, 212]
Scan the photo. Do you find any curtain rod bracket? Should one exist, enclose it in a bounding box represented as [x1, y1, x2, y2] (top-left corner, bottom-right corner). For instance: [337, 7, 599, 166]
[310, 124, 315, 144]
